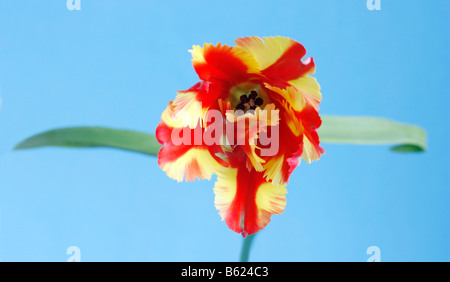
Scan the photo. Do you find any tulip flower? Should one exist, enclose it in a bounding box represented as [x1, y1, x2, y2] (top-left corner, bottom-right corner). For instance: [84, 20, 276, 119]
[156, 36, 324, 237]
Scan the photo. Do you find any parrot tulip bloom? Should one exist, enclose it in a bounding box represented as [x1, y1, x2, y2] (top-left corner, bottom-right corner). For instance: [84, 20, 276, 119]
[156, 36, 324, 237]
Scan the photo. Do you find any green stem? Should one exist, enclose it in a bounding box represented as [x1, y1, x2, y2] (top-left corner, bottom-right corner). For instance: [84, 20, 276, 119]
[239, 234, 257, 262]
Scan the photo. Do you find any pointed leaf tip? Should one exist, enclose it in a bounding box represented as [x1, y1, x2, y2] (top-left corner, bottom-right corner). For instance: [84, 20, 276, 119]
[14, 127, 162, 156]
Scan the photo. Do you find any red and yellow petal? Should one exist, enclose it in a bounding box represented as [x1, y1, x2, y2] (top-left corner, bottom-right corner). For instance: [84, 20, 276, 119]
[172, 89, 209, 129]
[158, 143, 223, 182]
[224, 109, 264, 172]
[264, 83, 306, 113]
[213, 150, 287, 237]
[235, 36, 315, 84]
[259, 82, 323, 184]
[261, 110, 323, 185]
[235, 36, 297, 71]
[298, 103, 325, 163]
[261, 138, 303, 186]
[289, 76, 322, 111]
[156, 103, 226, 182]
[190, 42, 259, 83]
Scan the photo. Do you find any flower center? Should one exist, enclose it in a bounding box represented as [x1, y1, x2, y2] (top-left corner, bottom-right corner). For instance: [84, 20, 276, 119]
[235, 90, 264, 112]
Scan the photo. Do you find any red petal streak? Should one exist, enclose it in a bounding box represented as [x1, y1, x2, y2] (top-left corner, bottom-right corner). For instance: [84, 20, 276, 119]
[156, 121, 228, 181]
[262, 42, 315, 86]
[193, 43, 249, 83]
[298, 103, 324, 156]
[222, 149, 269, 237]
[227, 167, 264, 237]
[155, 122, 172, 145]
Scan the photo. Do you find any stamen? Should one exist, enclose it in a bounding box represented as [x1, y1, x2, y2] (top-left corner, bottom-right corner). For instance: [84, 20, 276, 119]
[240, 95, 249, 103]
[235, 91, 264, 112]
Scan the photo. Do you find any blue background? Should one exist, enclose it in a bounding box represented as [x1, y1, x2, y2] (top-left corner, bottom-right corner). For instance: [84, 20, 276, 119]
[0, 0, 448, 262]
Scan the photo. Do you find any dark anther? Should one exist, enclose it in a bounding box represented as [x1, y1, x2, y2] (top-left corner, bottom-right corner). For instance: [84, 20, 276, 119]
[236, 104, 245, 111]
[235, 91, 264, 111]
[240, 95, 249, 103]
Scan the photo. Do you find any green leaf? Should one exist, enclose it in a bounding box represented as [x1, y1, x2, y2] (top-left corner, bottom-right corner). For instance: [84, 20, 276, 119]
[318, 116, 427, 152]
[14, 127, 162, 156]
